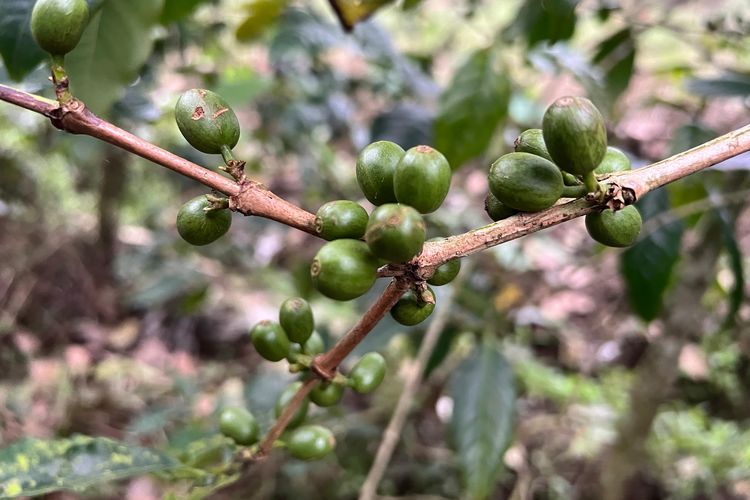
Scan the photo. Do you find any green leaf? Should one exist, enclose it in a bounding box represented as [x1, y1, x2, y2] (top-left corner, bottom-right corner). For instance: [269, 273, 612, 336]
[66, 0, 164, 115]
[715, 206, 744, 328]
[621, 189, 684, 321]
[235, 0, 288, 42]
[0, 0, 47, 81]
[161, 0, 211, 24]
[503, 0, 579, 47]
[686, 71, 750, 97]
[434, 48, 510, 170]
[591, 28, 636, 100]
[0, 435, 178, 497]
[449, 342, 515, 500]
[328, 0, 393, 31]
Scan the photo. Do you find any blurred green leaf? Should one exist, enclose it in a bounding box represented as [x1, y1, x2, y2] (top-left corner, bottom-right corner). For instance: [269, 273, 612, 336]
[435, 48, 510, 169]
[161, 0, 211, 24]
[504, 0, 579, 47]
[592, 28, 635, 100]
[0, 435, 178, 497]
[621, 189, 684, 322]
[329, 0, 393, 31]
[235, 0, 288, 42]
[449, 341, 515, 500]
[0, 0, 47, 81]
[686, 71, 750, 97]
[66, 0, 164, 115]
[371, 103, 434, 149]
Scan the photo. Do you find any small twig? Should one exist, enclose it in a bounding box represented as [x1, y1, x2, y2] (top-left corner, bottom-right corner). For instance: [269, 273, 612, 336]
[0, 84, 318, 236]
[359, 263, 470, 500]
[313, 278, 411, 379]
[255, 377, 318, 459]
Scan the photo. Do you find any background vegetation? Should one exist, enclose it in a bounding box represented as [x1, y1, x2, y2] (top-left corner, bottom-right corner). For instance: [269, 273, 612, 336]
[1, 0, 749, 498]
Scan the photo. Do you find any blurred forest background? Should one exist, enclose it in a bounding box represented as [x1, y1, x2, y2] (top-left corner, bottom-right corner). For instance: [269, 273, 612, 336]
[1, 0, 750, 498]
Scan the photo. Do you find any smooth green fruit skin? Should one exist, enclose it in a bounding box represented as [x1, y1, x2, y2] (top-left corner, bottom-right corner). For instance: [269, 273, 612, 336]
[356, 141, 405, 205]
[219, 407, 259, 446]
[542, 96, 607, 176]
[176, 195, 232, 246]
[489, 152, 563, 212]
[31, 0, 89, 56]
[250, 321, 290, 362]
[594, 146, 631, 175]
[585, 205, 642, 247]
[391, 288, 435, 326]
[315, 200, 369, 241]
[365, 204, 426, 263]
[394, 145, 451, 214]
[311, 239, 380, 301]
[288, 425, 335, 460]
[287, 330, 325, 363]
[175, 89, 240, 154]
[514, 129, 553, 162]
[484, 193, 518, 221]
[309, 382, 344, 407]
[275, 382, 310, 428]
[428, 259, 461, 286]
[350, 352, 386, 394]
[279, 297, 314, 344]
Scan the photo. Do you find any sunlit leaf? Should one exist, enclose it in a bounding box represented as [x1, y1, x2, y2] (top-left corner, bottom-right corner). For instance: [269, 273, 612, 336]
[328, 0, 393, 31]
[0, 435, 178, 497]
[236, 0, 288, 42]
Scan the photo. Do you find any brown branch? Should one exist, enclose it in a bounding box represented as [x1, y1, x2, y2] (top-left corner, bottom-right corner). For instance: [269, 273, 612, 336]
[0, 84, 318, 236]
[256, 377, 319, 459]
[253, 278, 411, 461]
[312, 278, 411, 378]
[417, 122, 750, 270]
[359, 262, 470, 500]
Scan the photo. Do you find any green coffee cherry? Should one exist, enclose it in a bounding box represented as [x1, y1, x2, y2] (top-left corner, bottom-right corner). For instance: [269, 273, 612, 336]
[311, 239, 380, 301]
[31, 0, 89, 56]
[427, 256, 461, 286]
[279, 297, 314, 344]
[250, 321, 290, 362]
[287, 425, 335, 460]
[176, 195, 232, 246]
[349, 352, 386, 394]
[315, 200, 369, 241]
[542, 96, 607, 176]
[514, 129, 553, 162]
[175, 89, 240, 155]
[218, 407, 259, 446]
[394, 145, 452, 214]
[275, 381, 309, 428]
[585, 205, 642, 247]
[484, 192, 518, 221]
[391, 287, 435, 326]
[488, 152, 563, 212]
[309, 382, 344, 407]
[287, 330, 326, 363]
[594, 146, 631, 175]
[365, 204, 426, 263]
[356, 141, 404, 205]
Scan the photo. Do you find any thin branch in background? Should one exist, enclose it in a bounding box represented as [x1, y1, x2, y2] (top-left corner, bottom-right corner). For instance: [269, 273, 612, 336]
[359, 263, 471, 500]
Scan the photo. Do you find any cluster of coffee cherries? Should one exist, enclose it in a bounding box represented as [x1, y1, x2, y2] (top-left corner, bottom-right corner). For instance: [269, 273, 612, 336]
[486, 96, 642, 248]
[218, 297, 386, 460]
[310, 141, 461, 325]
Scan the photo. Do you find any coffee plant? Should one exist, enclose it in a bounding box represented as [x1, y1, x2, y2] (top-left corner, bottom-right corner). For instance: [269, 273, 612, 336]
[0, 0, 749, 498]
